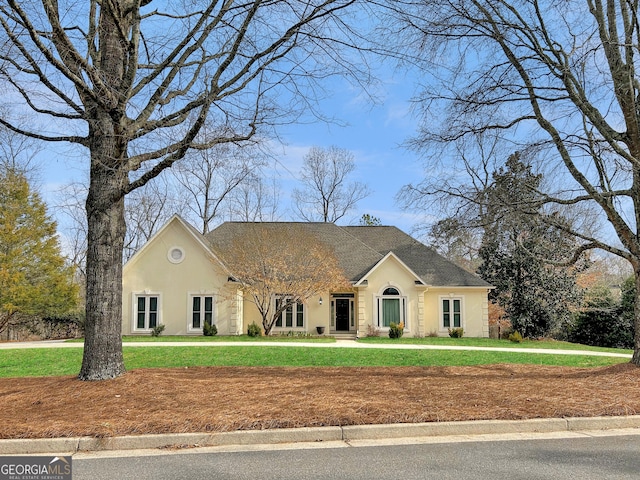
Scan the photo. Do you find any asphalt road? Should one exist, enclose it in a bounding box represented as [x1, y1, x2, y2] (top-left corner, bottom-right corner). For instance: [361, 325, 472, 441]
[72, 432, 640, 480]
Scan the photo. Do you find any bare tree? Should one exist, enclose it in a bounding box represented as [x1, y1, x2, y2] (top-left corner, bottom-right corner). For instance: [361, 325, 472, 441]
[0, 0, 368, 379]
[0, 125, 42, 179]
[172, 129, 265, 234]
[124, 177, 180, 261]
[55, 182, 89, 277]
[389, 0, 640, 362]
[225, 174, 282, 222]
[213, 224, 348, 335]
[293, 145, 371, 222]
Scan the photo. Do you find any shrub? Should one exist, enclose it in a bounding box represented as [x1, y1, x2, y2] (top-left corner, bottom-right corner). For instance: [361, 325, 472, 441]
[247, 322, 262, 337]
[151, 324, 165, 337]
[448, 327, 464, 338]
[508, 331, 523, 343]
[388, 321, 404, 339]
[365, 324, 381, 337]
[203, 322, 217, 336]
[564, 283, 634, 349]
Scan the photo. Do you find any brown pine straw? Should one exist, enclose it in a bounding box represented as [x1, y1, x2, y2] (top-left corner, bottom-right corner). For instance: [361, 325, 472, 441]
[1, 363, 639, 439]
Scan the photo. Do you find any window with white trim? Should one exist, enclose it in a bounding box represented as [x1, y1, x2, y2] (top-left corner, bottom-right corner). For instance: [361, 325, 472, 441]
[376, 287, 407, 329]
[274, 296, 305, 329]
[442, 297, 463, 329]
[190, 295, 214, 330]
[135, 294, 159, 330]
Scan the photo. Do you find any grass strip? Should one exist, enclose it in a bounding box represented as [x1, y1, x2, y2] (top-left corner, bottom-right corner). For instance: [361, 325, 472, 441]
[0, 345, 628, 378]
[357, 336, 633, 354]
[65, 335, 336, 343]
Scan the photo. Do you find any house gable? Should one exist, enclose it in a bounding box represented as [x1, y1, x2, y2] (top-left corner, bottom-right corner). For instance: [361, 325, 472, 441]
[122, 215, 236, 335]
[124, 214, 228, 276]
[355, 251, 428, 287]
[342, 226, 490, 287]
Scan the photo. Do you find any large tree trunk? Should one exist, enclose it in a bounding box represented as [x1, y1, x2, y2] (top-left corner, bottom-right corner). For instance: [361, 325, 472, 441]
[77, 3, 130, 380]
[631, 267, 640, 366]
[78, 112, 128, 380]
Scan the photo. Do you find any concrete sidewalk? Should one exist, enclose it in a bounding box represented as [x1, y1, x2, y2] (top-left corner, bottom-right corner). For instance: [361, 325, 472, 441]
[2, 416, 640, 455]
[0, 339, 632, 358]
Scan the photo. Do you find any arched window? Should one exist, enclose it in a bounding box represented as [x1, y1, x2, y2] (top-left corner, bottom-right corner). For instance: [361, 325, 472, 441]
[376, 286, 406, 328]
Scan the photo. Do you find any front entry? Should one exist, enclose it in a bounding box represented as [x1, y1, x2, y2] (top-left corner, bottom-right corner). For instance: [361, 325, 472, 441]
[335, 298, 350, 331]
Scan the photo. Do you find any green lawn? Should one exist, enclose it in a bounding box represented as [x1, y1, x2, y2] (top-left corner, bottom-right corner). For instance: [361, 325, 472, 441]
[66, 335, 336, 343]
[0, 344, 629, 378]
[357, 336, 634, 354]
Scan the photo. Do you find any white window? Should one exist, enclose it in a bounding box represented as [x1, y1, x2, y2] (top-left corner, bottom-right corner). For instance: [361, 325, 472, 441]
[375, 287, 407, 329]
[190, 295, 214, 331]
[167, 246, 185, 264]
[134, 294, 160, 331]
[274, 296, 305, 329]
[442, 297, 463, 329]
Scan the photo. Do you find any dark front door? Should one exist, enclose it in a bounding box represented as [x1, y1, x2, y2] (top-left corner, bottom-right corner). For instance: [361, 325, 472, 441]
[335, 299, 350, 331]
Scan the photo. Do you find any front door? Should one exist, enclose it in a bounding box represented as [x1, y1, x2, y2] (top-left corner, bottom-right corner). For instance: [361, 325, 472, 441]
[335, 298, 350, 331]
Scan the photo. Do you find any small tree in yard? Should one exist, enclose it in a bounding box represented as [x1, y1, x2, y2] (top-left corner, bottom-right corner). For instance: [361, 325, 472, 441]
[215, 225, 348, 335]
[0, 169, 78, 336]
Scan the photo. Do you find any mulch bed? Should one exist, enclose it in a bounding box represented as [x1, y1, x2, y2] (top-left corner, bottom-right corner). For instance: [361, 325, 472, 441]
[1, 363, 639, 439]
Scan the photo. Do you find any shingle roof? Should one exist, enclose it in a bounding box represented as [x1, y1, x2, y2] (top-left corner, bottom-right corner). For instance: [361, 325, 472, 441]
[342, 226, 491, 287]
[206, 222, 490, 288]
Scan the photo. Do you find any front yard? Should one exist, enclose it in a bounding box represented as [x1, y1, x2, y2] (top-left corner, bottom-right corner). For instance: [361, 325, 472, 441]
[1, 363, 639, 439]
[0, 338, 636, 440]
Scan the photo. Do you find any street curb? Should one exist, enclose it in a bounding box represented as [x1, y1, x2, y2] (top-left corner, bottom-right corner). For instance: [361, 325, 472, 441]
[2, 416, 640, 455]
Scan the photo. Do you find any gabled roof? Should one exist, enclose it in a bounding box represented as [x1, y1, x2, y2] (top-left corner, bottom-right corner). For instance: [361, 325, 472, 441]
[206, 222, 490, 288]
[343, 226, 491, 287]
[124, 214, 231, 275]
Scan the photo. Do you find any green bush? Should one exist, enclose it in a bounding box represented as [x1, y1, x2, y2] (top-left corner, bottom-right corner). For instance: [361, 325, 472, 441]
[247, 322, 262, 337]
[508, 331, 523, 343]
[568, 286, 634, 349]
[151, 324, 165, 337]
[448, 327, 464, 338]
[203, 322, 217, 336]
[388, 322, 404, 339]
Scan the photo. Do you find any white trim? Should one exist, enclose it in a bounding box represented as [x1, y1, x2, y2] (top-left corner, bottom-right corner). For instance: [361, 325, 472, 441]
[131, 291, 162, 332]
[439, 295, 465, 331]
[273, 295, 306, 330]
[331, 296, 355, 332]
[354, 252, 430, 287]
[374, 284, 408, 330]
[187, 292, 216, 332]
[167, 246, 185, 264]
[123, 215, 232, 277]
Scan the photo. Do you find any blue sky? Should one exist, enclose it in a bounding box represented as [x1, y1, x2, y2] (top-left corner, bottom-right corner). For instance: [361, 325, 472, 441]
[37, 73, 428, 239]
[266, 73, 426, 232]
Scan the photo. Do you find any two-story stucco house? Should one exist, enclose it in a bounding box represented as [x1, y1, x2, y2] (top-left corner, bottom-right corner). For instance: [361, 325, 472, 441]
[122, 215, 492, 337]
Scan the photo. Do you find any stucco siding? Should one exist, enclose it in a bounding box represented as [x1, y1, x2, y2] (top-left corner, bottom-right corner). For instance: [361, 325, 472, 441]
[122, 218, 492, 338]
[241, 294, 331, 335]
[122, 219, 234, 336]
[357, 254, 425, 337]
[423, 287, 490, 337]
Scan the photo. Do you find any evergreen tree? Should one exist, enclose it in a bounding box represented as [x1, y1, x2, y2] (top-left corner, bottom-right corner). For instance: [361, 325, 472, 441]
[477, 154, 582, 338]
[0, 169, 78, 334]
